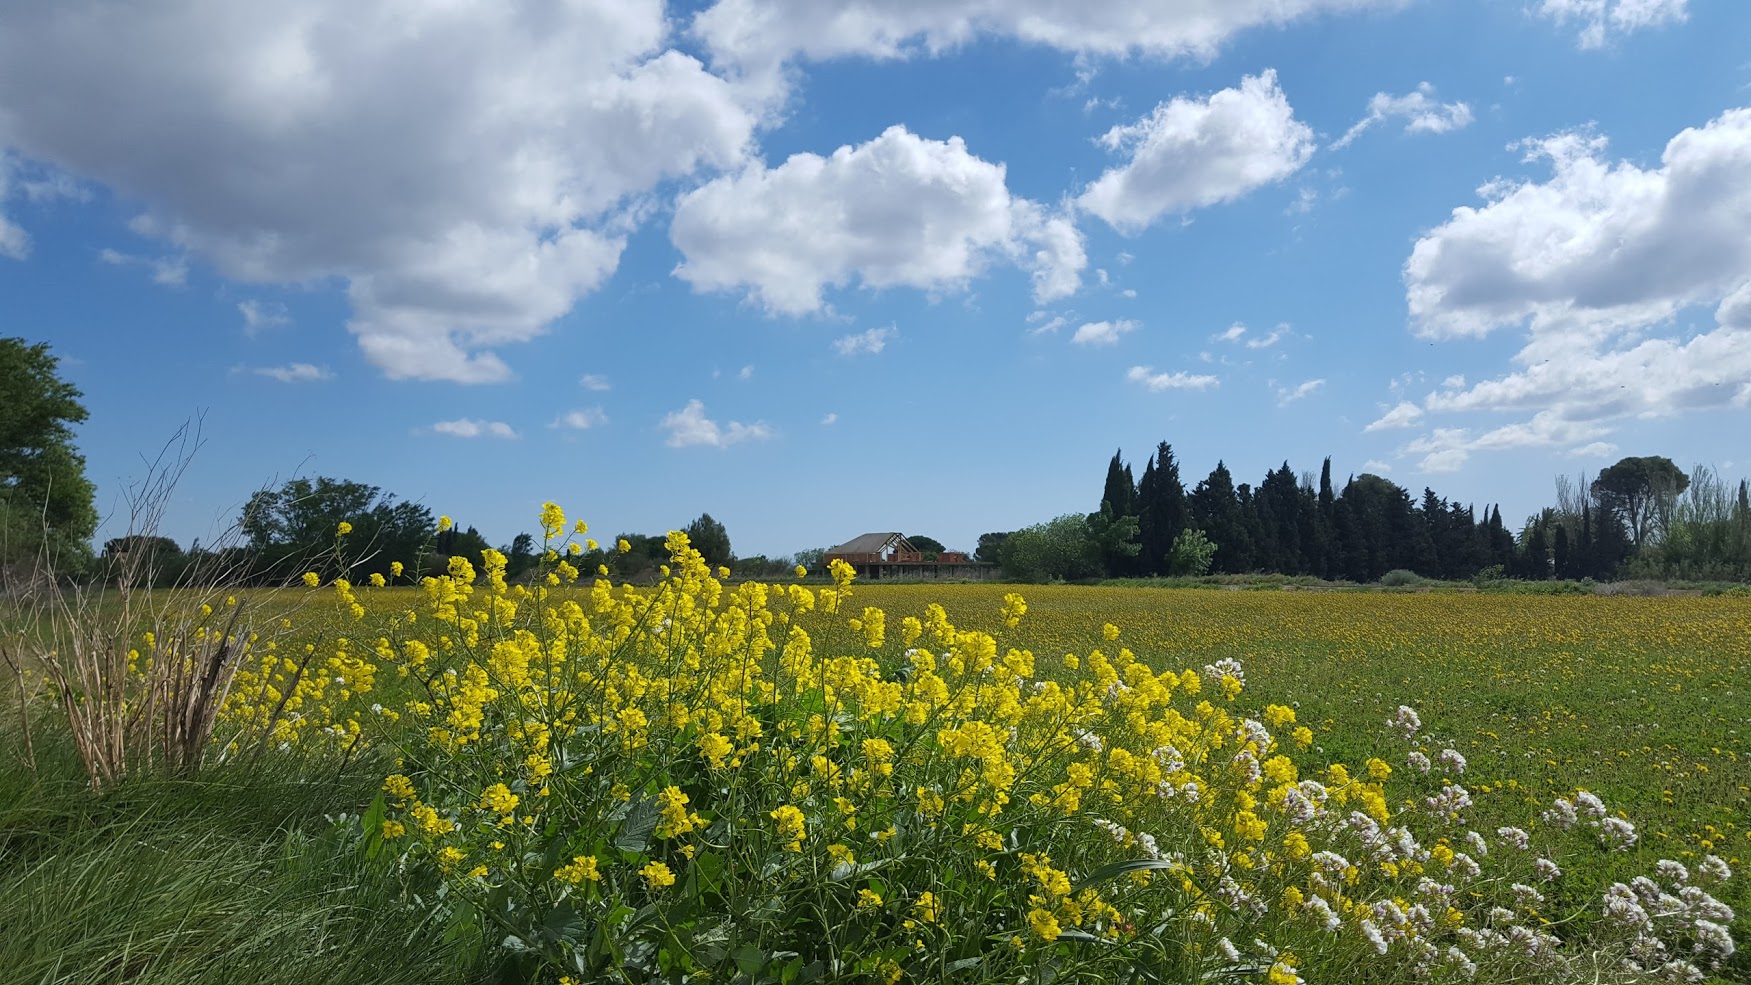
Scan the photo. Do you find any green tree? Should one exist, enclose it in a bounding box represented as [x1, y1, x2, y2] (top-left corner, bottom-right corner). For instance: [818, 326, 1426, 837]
[906, 534, 946, 559]
[240, 476, 433, 582]
[0, 338, 98, 575]
[1167, 528, 1217, 577]
[1591, 456, 1689, 550]
[685, 513, 732, 568]
[1135, 442, 1186, 576]
[998, 515, 1102, 583]
[974, 532, 1010, 565]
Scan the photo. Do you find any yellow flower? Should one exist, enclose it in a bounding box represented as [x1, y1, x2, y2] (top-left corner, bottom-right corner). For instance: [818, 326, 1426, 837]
[383, 774, 417, 801]
[337, 521, 354, 536]
[478, 783, 520, 815]
[795, 565, 808, 578]
[438, 515, 453, 532]
[554, 855, 601, 885]
[770, 804, 807, 851]
[380, 820, 406, 839]
[540, 502, 566, 539]
[640, 861, 676, 889]
[856, 888, 883, 910]
[913, 891, 940, 923]
[391, 561, 404, 578]
[301, 571, 321, 588]
[369, 572, 387, 588]
[1026, 908, 1062, 941]
[617, 538, 632, 553]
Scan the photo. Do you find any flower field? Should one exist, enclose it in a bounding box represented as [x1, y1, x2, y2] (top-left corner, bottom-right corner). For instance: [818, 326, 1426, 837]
[191, 513, 1747, 984]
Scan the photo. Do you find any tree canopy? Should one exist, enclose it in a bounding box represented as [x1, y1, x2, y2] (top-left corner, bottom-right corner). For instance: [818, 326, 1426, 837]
[0, 338, 97, 575]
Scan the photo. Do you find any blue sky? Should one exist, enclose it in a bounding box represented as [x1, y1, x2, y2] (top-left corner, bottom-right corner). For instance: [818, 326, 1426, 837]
[2, 0, 1749, 558]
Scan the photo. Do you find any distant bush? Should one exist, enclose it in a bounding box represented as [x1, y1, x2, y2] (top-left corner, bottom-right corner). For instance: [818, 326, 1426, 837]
[1379, 569, 1423, 588]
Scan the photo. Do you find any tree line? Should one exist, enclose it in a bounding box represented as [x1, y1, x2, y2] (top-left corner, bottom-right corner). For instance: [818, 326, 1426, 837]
[981, 444, 1751, 584]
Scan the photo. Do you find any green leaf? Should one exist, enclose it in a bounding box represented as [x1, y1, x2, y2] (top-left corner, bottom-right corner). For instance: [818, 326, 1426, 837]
[360, 791, 386, 860]
[826, 856, 905, 883]
[613, 795, 662, 853]
[732, 944, 765, 977]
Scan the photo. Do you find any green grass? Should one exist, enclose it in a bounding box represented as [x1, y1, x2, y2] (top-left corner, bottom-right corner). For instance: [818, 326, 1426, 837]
[0, 718, 482, 985]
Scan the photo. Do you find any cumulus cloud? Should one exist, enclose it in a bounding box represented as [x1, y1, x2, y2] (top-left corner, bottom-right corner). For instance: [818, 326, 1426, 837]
[833, 326, 897, 356]
[820, 412, 838, 426]
[1275, 378, 1325, 405]
[0, 157, 28, 259]
[1332, 82, 1473, 149]
[1077, 71, 1316, 233]
[552, 408, 608, 430]
[252, 362, 332, 383]
[1071, 319, 1138, 346]
[693, 0, 1405, 78]
[672, 125, 1083, 314]
[579, 373, 612, 392]
[239, 299, 291, 334]
[1364, 401, 1425, 431]
[1534, 0, 1687, 49]
[1212, 323, 1248, 343]
[0, 2, 759, 383]
[1401, 108, 1751, 464]
[660, 399, 773, 448]
[432, 418, 518, 440]
[1363, 459, 1394, 473]
[1126, 366, 1220, 392]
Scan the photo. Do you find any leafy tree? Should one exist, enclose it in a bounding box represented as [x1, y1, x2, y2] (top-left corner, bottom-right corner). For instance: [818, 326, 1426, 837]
[906, 534, 946, 559]
[1099, 449, 1137, 519]
[1167, 528, 1217, 577]
[974, 532, 1010, 565]
[0, 338, 98, 575]
[503, 532, 538, 581]
[792, 547, 826, 572]
[1553, 524, 1570, 579]
[685, 513, 732, 568]
[1591, 456, 1689, 550]
[1188, 461, 1251, 573]
[239, 476, 433, 582]
[999, 515, 1102, 583]
[1088, 506, 1141, 577]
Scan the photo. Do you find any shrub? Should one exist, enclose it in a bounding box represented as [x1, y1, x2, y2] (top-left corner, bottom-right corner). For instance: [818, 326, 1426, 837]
[1379, 569, 1422, 588]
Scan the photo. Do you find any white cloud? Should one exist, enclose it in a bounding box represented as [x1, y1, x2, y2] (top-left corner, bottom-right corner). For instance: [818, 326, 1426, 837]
[252, 362, 332, 383]
[579, 373, 612, 392]
[1402, 109, 1751, 464]
[1534, 0, 1687, 49]
[1027, 314, 1070, 336]
[1077, 71, 1316, 233]
[99, 247, 188, 286]
[1332, 82, 1473, 149]
[660, 399, 773, 448]
[0, 156, 29, 259]
[693, 0, 1406, 78]
[432, 418, 519, 440]
[1568, 441, 1619, 458]
[1071, 319, 1138, 346]
[1363, 459, 1394, 473]
[1245, 323, 1293, 349]
[833, 326, 897, 356]
[820, 412, 838, 426]
[1126, 366, 1220, 392]
[672, 125, 1083, 314]
[238, 299, 291, 334]
[552, 408, 608, 430]
[1401, 413, 1613, 473]
[1275, 378, 1325, 405]
[0, 2, 759, 383]
[1364, 401, 1425, 431]
[738, 364, 754, 381]
[1213, 323, 1248, 343]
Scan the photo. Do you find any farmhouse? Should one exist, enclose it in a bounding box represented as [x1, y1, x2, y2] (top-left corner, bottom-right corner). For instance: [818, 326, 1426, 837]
[823, 532, 998, 580]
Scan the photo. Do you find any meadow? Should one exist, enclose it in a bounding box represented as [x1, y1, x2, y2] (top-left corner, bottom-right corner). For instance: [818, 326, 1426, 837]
[1, 529, 1746, 984]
